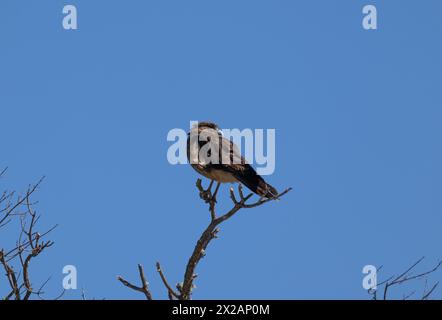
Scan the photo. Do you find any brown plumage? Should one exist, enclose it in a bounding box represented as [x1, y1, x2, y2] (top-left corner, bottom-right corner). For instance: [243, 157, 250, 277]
[187, 121, 278, 198]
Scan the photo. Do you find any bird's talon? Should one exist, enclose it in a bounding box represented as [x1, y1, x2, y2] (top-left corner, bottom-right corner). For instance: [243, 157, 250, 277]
[200, 190, 212, 202]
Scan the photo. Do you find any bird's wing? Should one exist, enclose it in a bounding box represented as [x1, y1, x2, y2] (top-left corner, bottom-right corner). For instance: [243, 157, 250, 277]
[219, 137, 246, 167]
[218, 137, 278, 198]
[188, 130, 250, 170]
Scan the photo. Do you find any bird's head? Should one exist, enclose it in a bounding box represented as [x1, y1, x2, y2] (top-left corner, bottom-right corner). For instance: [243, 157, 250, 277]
[189, 121, 223, 137]
[193, 121, 219, 131]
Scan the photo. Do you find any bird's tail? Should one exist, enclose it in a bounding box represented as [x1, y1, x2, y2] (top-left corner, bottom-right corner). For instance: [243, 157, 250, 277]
[256, 179, 279, 199]
[234, 168, 278, 199]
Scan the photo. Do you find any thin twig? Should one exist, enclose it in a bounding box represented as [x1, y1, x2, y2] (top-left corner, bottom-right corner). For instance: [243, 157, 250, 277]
[423, 281, 439, 300]
[117, 264, 153, 300]
[1, 176, 56, 300]
[369, 257, 442, 300]
[156, 262, 180, 300]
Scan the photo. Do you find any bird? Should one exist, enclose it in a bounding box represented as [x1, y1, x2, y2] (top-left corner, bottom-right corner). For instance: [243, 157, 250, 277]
[187, 121, 278, 200]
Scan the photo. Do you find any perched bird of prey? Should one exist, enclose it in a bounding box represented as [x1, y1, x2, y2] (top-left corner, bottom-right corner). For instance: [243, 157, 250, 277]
[187, 121, 278, 199]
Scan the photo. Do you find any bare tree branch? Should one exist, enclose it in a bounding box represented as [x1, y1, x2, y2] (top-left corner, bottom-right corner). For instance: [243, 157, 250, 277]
[179, 180, 291, 299]
[117, 264, 153, 300]
[0, 249, 21, 300]
[368, 257, 442, 300]
[1, 172, 57, 300]
[422, 281, 439, 300]
[156, 262, 180, 300]
[0, 176, 44, 228]
[119, 178, 291, 300]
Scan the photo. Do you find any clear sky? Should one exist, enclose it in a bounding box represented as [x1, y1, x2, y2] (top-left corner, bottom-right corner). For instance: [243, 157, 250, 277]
[0, 0, 441, 299]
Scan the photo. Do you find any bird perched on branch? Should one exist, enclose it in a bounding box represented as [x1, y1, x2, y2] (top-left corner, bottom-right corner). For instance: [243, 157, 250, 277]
[187, 121, 278, 200]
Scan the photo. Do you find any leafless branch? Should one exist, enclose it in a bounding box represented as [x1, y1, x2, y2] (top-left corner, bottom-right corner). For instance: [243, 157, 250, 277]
[179, 180, 291, 299]
[1, 172, 57, 300]
[117, 264, 153, 300]
[368, 257, 442, 300]
[119, 178, 291, 299]
[156, 262, 180, 300]
[0, 176, 44, 228]
[0, 249, 21, 300]
[422, 281, 439, 300]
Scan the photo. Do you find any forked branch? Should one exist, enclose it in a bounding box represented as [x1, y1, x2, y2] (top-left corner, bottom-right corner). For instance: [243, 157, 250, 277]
[117, 264, 152, 300]
[1, 172, 59, 300]
[118, 179, 291, 300]
[367, 257, 442, 300]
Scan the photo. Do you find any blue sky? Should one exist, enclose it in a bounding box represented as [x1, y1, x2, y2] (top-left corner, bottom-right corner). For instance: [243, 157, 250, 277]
[0, 0, 441, 299]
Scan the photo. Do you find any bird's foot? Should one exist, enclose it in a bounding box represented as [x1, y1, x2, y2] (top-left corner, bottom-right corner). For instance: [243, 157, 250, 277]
[199, 190, 212, 203]
[197, 179, 215, 203]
